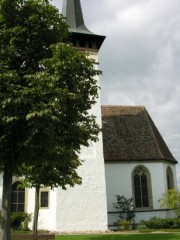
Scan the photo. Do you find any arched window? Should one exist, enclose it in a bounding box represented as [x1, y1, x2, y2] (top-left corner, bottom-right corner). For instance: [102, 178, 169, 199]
[11, 181, 25, 212]
[166, 166, 174, 189]
[132, 166, 153, 209]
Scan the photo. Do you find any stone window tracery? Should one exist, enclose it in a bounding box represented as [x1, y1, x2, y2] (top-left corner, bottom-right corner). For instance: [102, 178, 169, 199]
[132, 166, 153, 209]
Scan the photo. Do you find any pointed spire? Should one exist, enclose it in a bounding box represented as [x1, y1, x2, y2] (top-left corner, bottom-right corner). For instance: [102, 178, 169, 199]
[62, 0, 92, 34]
[62, 0, 92, 35]
[62, 0, 105, 50]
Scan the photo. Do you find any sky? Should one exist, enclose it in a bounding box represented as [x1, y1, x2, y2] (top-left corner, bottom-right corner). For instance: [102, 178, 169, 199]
[52, 0, 180, 185]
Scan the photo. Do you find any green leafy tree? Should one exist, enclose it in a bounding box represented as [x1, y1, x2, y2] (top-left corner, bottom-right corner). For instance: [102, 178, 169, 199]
[113, 195, 135, 223]
[18, 42, 101, 234]
[0, 1, 68, 238]
[0, 1, 101, 239]
[159, 188, 180, 218]
[21, 164, 82, 234]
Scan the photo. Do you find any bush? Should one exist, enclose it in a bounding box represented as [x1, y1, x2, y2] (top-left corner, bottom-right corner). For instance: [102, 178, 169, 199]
[11, 212, 31, 230]
[159, 189, 180, 218]
[171, 218, 180, 229]
[113, 195, 135, 222]
[121, 220, 131, 230]
[142, 216, 180, 229]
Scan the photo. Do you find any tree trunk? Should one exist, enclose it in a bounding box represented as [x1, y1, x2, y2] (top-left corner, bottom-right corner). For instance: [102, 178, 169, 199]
[1, 167, 12, 240]
[32, 186, 40, 235]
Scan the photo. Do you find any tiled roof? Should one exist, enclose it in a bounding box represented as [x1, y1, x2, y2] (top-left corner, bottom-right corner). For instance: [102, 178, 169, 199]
[101, 106, 177, 164]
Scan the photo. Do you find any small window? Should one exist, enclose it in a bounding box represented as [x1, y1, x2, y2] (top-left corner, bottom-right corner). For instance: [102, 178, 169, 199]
[40, 191, 49, 208]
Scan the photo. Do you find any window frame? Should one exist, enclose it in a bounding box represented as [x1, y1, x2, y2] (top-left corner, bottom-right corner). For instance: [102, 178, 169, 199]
[39, 189, 49, 209]
[11, 181, 25, 212]
[132, 165, 153, 210]
[166, 166, 174, 189]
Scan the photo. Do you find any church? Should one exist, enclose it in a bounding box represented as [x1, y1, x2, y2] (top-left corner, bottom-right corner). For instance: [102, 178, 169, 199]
[0, 0, 178, 232]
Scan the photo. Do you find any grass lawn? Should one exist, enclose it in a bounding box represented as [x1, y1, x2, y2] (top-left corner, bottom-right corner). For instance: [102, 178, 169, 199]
[55, 233, 180, 240]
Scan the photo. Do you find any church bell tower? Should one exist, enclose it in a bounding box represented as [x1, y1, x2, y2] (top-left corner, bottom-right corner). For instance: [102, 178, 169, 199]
[54, 0, 108, 232]
[62, 0, 105, 50]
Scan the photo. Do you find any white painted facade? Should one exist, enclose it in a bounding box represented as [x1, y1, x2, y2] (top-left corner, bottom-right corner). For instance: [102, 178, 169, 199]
[23, 49, 108, 232]
[105, 161, 177, 226]
[0, 0, 178, 232]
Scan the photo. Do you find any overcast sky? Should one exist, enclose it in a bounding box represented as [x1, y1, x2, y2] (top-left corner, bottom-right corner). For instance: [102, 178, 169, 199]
[52, 0, 180, 185]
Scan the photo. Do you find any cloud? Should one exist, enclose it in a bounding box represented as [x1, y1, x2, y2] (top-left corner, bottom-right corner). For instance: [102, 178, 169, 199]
[52, 0, 180, 184]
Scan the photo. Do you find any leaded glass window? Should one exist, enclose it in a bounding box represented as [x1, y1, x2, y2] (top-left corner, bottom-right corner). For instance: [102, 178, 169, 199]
[134, 167, 149, 208]
[166, 167, 174, 189]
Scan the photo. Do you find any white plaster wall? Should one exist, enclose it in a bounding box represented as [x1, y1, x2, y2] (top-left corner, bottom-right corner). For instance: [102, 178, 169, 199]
[55, 51, 107, 232]
[0, 50, 107, 232]
[105, 161, 177, 226]
[26, 188, 57, 231]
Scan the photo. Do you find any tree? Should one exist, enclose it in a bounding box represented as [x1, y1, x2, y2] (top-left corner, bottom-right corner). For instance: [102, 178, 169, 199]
[113, 195, 135, 226]
[0, 1, 101, 239]
[18, 42, 101, 234]
[21, 164, 82, 234]
[159, 188, 180, 218]
[0, 0, 68, 238]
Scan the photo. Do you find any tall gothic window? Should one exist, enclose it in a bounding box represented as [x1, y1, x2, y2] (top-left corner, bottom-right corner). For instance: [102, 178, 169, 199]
[11, 181, 25, 212]
[166, 166, 174, 189]
[132, 166, 152, 208]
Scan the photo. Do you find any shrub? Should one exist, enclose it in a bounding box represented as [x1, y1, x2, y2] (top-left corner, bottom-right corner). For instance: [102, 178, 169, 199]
[11, 212, 31, 230]
[121, 220, 131, 230]
[159, 189, 180, 218]
[113, 195, 135, 222]
[172, 218, 180, 228]
[142, 216, 180, 229]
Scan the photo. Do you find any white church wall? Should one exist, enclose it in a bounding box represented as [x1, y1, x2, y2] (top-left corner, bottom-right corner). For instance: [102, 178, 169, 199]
[37, 189, 57, 230]
[105, 162, 133, 212]
[55, 155, 107, 232]
[0, 49, 107, 232]
[21, 105, 107, 232]
[54, 51, 107, 232]
[148, 162, 166, 209]
[105, 161, 176, 226]
[24, 187, 57, 231]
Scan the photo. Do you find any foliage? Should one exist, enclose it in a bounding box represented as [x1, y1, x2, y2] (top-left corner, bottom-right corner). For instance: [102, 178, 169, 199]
[11, 212, 31, 230]
[18, 43, 101, 184]
[0, 1, 68, 238]
[18, 42, 101, 234]
[121, 220, 131, 230]
[159, 189, 180, 218]
[0, 0, 100, 238]
[0, 0, 68, 174]
[113, 195, 135, 223]
[141, 217, 180, 229]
